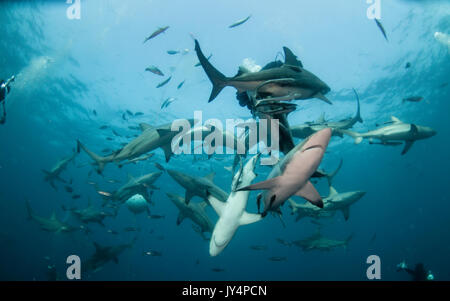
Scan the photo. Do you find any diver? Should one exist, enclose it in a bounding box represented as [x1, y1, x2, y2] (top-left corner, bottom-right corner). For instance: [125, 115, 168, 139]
[0, 75, 15, 124]
[397, 260, 434, 281]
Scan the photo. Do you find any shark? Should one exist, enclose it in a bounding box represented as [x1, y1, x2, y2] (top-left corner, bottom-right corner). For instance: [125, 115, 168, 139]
[83, 238, 136, 274]
[237, 128, 332, 216]
[194, 39, 331, 104]
[292, 230, 353, 252]
[338, 116, 436, 155]
[291, 89, 363, 139]
[167, 169, 229, 205]
[62, 200, 114, 226]
[166, 193, 214, 239]
[42, 150, 78, 189]
[207, 154, 262, 256]
[26, 200, 77, 233]
[77, 119, 196, 173]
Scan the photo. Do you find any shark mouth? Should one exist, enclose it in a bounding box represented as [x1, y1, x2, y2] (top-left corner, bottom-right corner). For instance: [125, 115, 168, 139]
[314, 92, 332, 105]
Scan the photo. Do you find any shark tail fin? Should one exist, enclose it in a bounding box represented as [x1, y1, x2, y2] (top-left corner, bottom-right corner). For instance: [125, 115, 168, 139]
[194, 40, 229, 102]
[352, 88, 363, 123]
[77, 140, 108, 174]
[326, 159, 343, 186]
[25, 200, 33, 220]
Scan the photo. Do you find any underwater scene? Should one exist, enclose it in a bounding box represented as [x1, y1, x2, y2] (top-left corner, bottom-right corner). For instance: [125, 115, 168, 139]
[0, 0, 449, 282]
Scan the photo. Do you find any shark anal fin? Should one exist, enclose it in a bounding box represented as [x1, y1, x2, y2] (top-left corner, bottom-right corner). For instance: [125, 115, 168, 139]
[401, 141, 415, 155]
[207, 193, 226, 217]
[239, 212, 262, 226]
[295, 181, 323, 208]
[237, 176, 280, 192]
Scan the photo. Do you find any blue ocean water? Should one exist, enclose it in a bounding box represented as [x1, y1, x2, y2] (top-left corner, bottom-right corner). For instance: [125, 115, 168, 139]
[0, 0, 449, 281]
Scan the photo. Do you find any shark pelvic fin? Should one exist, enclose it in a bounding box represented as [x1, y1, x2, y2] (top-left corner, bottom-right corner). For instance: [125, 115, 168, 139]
[239, 212, 262, 226]
[295, 181, 323, 208]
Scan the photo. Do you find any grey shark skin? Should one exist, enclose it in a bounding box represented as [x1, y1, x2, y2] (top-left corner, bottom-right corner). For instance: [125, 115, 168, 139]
[26, 200, 77, 233]
[77, 119, 196, 173]
[194, 39, 331, 104]
[238, 128, 332, 216]
[339, 116, 436, 155]
[291, 89, 363, 139]
[109, 171, 162, 204]
[63, 201, 114, 226]
[42, 150, 78, 189]
[84, 239, 135, 274]
[208, 154, 262, 256]
[166, 193, 214, 238]
[167, 169, 228, 205]
[292, 231, 353, 252]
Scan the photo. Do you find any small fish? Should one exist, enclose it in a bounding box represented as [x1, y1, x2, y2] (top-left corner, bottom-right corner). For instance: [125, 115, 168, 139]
[149, 215, 165, 220]
[101, 148, 112, 154]
[161, 97, 176, 109]
[405, 62, 411, 69]
[106, 179, 120, 184]
[107, 229, 119, 235]
[249, 245, 267, 251]
[154, 162, 165, 171]
[72, 194, 81, 199]
[229, 15, 251, 28]
[134, 112, 144, 117]
[122, 113, 128, 121]
[143, 26, 169, 43]
[143, 250, 162, 257]
[106, 137, 114, 141]
[112, 129, 121, 137]
[195, 54, 212, 67]
[276, 238, 292, 247]
[124, 227, 141, 232]
[403, 96, 423, 103]
[211, 268, 225, 273]
[167, 50, 180, 55]
[374, 18, 388, 42]
[126, 110, 134, 116]
[128, 126, 141, 131]
[99, 125, 108, 130]
[97, 191, 112, 197]
[157, 76, 172, 88]
[64, 186, 74, 193]
[439, 82, 448, 88]
[44, 256, 51, 261]
[145, 65, 164, 76]
[87, 181, 97, 186]
[177, 80, 185, 89]
[92, 110, 97, 116]
[268, 257, 287, 262]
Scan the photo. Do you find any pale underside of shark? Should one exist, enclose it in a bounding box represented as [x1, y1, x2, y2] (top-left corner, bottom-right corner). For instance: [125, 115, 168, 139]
[26, 200, 76, 233]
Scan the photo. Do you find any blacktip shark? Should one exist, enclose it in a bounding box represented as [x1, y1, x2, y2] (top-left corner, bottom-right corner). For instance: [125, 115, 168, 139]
[63, 200, 114, 226]
[338, 116, 436, 155]
[84, 238, 136, 274]
[207, 154, 262, 256]
[237, 128, 332, 216]
[289, 183, 366, 222]
[77, 119, 196, 173]
[26, 200, 77, 233]
[167, 169, 229, 205]
[194, 39, 331, 104]
[292, 230, 353, 252]
[291, 89, 363, 139]
[42, 150, 78, 189]
[166, 193, 214, 239]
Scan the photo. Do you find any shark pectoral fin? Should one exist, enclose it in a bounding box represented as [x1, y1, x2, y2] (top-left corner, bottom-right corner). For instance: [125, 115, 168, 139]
[295, 181, 323, 208]
[176, 212, 185, 226]
[207, 193, 226, 217]
[410, 124, 418, 136]
[341, 207, 350, 221]
[315, 93, 332, 105]
[236, 176, 280, 192]
[239, 212, 262, 226]
[160, 144, 172, 162]
[156, 128, 172, 137]
[391, 116, 402, 124]
[401, 141, 415, 155]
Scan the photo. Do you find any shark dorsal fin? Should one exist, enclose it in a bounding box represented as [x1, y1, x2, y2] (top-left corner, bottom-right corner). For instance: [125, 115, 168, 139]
[391, 116, 402, 124]
[316, 112, 326, 124]
[139, 123, 153, 131]
[283, 47, 303, 68]
[329, 186, 338, 197]
[204, 172, 215, 182]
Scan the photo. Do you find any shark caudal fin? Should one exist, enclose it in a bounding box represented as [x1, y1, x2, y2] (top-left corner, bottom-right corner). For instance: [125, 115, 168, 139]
[338, 130, 363, 144]
[194, 40, 229, 102]
[326, 159, 343, 186]
[352, 88, 363, 123]
[77, 140, 108, 174]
